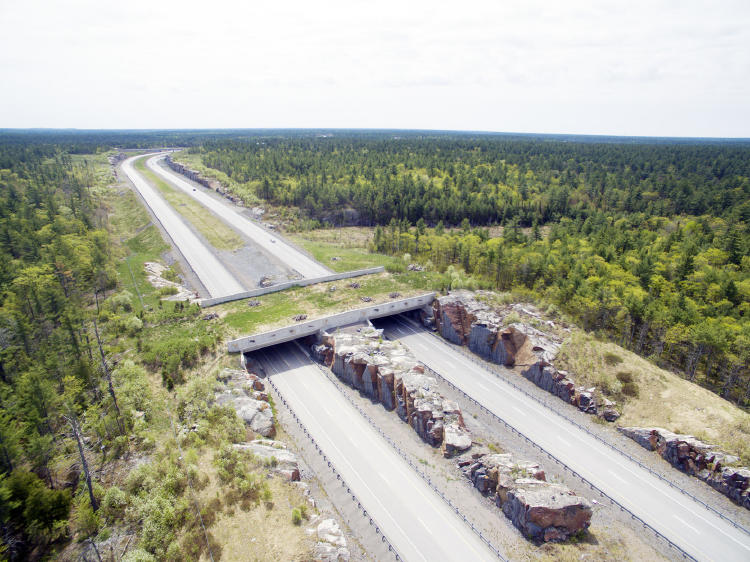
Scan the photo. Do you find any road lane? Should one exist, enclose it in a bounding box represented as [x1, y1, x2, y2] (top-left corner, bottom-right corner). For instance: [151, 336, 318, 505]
[121, 154, 245, 298]
[256, 343, 497, 562]
[147, 156, 331, 278]
[377, 317, 750, 562]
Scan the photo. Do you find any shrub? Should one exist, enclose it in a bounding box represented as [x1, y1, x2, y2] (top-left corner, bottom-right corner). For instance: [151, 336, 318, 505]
[385, 261, 406, 273]
[74, 503, 100, 537]
[109, 291, 134, 313]
[622, 382, 640, 397]
[616, 371, 634, 384]
[504, 311, 521, 325]
[291, 507, 302, 525]
[124, 316, 143, 335]
[603, 352, 623, 366]
[122, 548, 157, 562]
[101, 486, 128, 520]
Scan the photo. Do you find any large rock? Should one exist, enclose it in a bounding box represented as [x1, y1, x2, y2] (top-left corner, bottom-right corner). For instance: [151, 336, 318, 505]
[314, 519, 350, 562]
[619, 427, 750, 510]
[234, 439, 300, 481]
[433, 292, 560, 366]
[502, 483, 592, 542]
[314, 327, 471, 455]
[458, 451, 590, 542]
[215, 369, 275, 437]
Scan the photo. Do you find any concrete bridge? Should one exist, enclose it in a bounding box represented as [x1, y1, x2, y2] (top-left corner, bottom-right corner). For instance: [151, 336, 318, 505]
[226, 293, 436, 353]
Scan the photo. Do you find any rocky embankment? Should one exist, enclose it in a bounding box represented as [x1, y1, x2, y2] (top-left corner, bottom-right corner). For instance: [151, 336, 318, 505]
[619, 427, 750, 510]
[458, 451, 592, 542]
[312, 326, 472, 457]
[431, 291, 620, 422]
[164, 155, 242, 204]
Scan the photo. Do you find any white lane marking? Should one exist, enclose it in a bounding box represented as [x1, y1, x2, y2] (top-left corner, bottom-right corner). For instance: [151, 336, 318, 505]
[512, 406, 527, 417]
[674, 515, 701, 535]
[417, 516, 436, 537]
[607, 470, 627, 484]
[556, 437, 571, 447]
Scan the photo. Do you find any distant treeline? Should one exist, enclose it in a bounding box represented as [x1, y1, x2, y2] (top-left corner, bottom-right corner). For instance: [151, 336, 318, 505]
[192, 136, 750, 227]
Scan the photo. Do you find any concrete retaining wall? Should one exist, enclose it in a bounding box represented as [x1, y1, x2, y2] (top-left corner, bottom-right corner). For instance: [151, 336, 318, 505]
[202, 266, 386, 307]
[227, 293, 436, 353]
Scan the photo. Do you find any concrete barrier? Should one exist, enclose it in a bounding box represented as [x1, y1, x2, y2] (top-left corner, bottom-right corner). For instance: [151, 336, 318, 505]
[227, 293, 436, 353]
[201, 266, 386, 307]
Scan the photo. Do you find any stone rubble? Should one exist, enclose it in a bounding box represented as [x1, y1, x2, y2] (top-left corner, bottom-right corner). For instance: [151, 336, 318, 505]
[312, 327, 472, 457]
[619, 427, 750, 510]
[431, 291, 620, 422]
[457, 451, 592, 542]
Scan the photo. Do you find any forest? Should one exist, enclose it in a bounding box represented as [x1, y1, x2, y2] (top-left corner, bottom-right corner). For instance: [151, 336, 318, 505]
[0, 130, 748, 558]
[189, 134, 750, 406]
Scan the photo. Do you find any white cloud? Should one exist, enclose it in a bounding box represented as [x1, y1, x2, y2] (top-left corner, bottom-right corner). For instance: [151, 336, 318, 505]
[0, 0, 748, 136]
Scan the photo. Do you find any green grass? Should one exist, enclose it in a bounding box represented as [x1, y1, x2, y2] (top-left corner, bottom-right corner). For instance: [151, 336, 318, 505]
[288, 236, 403, 272]
[133, 156, 244, 251]
[218, 270, 443, 337]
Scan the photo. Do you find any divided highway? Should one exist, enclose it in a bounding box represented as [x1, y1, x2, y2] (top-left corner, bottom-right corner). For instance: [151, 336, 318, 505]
[121, 154, 245, 298]
[255, 343, 498, 562]
[146, 156, 331, 278]
[377, 316, 750, 562]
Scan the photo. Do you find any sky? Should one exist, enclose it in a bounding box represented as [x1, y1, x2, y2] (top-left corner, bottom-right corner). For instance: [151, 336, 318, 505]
[0, 0, 749, 137]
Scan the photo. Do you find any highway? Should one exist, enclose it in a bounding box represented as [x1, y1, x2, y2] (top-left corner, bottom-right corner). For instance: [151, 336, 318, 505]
[255, 343, 498, 562]
[121, 154, 245, 298]
[376, 316, 750, 562]
[146, 156, 331, 278]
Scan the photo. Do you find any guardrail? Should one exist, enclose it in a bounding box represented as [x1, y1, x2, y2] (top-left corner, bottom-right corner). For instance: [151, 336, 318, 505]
[265, 373, 404, 561]
[398, 316, 750, 539]
[297, 342, 508, 561]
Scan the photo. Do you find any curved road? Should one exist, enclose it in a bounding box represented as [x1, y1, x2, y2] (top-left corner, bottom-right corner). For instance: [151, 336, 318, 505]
[146, 156, 331, 278]
[376, 316, 750, 562]
[256, 343, 498, 562]
[121, 154, 245, 298]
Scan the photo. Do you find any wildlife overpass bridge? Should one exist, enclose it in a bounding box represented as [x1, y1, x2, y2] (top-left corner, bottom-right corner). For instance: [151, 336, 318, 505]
[226, 293, 435, 354]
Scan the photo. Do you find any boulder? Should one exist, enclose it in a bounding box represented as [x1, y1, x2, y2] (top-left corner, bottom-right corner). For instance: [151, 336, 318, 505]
[619, 427, 750, 510]
[458, 451, 590, 542]
[234, 440, 299, 481]
[215, 369, 275, 437]
[502, 483, 592, 542]
[317, 519, 346, 547]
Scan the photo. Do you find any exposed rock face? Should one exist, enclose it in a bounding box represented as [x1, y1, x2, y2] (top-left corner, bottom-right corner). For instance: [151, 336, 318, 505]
[313, 519, 350, 561]
[165, 156, 242, 204]
[433, 291, 560, 366]
[215, 368, 275, 437]
[433, 291, 621, 422]
[233, 439, 300, 481]
[619, 427, 750, 510]
[313, 327, 471, 457]
[458, 452, 591, 542]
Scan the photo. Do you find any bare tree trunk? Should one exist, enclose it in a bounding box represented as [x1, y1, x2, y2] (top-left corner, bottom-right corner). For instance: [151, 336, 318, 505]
[67, 415, 98, 511]
[93, 319, 124, 435]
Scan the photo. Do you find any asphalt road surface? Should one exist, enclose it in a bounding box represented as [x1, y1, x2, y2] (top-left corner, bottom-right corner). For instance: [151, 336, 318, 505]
[255, 343, 498, 562]
[147, 156, 331, 278]
[376, 316, 750, 562]
[121, 154, 245, 298]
